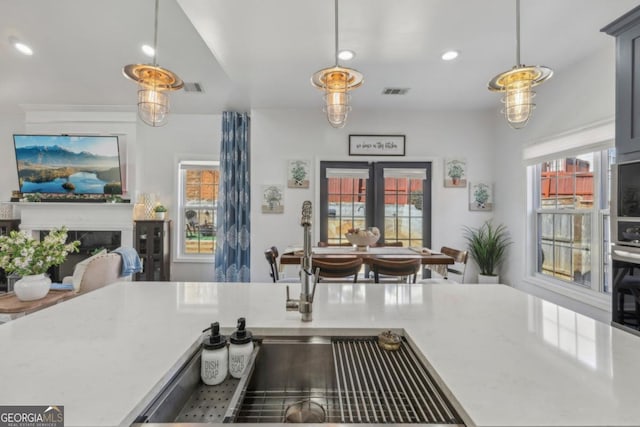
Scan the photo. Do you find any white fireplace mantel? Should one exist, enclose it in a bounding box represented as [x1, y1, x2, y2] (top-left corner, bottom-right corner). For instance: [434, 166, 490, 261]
[15, 202, 134, 247]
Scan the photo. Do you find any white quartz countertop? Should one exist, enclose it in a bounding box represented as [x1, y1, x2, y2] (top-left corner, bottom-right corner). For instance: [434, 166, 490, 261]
[0, 282, 639, 427]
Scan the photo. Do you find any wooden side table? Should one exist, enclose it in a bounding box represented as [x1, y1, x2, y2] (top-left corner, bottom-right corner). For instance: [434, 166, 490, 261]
[0, 290, 75, 323]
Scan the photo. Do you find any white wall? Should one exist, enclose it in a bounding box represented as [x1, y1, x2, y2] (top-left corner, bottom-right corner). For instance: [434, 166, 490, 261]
[136, 113, 221, 282]
[250, 108, 497, 282]
[492, 45, 617, 321]
[0, 113, 26, 201]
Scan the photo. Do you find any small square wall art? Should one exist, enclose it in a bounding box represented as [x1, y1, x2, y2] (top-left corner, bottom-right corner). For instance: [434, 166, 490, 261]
[287, 159, 310, 188]
[262, 185, 284, 214]
[469, 182, 493, 211]
[444, 157, 467, 188]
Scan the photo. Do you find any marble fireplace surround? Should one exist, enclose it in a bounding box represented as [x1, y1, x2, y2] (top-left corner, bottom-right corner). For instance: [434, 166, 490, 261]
[16, 202, 134, 248]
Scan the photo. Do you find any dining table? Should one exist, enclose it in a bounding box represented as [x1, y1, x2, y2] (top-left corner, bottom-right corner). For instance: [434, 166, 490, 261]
[280, 246, 454, 278]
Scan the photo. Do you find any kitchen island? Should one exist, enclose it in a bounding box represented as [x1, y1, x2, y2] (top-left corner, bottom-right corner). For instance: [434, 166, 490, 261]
[0, 281, 639, 427]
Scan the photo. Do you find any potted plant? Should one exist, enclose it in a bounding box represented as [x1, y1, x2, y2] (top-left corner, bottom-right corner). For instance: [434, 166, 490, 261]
[463, 220, 512, 283]
[0, 227, 80, 301]
[447, 161, 464, 185]
[473, 183, 490, 209]
[290, 161, 308, 187]
[154, 204, 168, 220]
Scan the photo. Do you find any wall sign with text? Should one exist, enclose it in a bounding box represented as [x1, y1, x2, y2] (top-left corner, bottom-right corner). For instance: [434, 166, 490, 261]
[349, 135, 406, 156]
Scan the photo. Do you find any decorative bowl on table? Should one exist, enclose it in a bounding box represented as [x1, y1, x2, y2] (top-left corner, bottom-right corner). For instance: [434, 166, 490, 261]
[345, 227, 380, 251]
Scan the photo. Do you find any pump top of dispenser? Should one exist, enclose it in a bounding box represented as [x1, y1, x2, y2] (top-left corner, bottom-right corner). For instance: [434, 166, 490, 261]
[230, 317, 252, 345]
[202, 322, 227, 350]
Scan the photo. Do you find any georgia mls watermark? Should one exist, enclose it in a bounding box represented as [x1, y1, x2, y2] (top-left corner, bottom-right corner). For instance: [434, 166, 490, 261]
[0, 406, 64, 427]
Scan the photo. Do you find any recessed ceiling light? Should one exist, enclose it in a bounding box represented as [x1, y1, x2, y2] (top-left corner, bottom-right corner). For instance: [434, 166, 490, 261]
[338, 49, 355, 61]
[142, 44, 155, 57]
[12, 39, 33, 56]
[441, 50, 459, 61]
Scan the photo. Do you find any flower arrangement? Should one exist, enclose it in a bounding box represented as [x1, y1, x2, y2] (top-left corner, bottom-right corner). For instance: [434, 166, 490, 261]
[154, 204, 168, 213]
[0, 227, 80, 276]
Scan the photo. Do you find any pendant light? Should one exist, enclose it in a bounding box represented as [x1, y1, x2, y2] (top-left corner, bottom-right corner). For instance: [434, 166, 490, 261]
[123, 0, 183, 127]
[311, 0, 363, 128]
[488, 0, 552, 129]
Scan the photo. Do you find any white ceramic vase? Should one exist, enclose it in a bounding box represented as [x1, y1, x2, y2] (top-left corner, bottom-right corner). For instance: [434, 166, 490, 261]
[477, 274, 500, 284]
[14, 273, 51, 301]
[155, 212, 166, 220]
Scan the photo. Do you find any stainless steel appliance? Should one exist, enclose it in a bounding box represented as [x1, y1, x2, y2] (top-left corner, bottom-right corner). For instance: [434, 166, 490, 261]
[611, 161, 640, 333]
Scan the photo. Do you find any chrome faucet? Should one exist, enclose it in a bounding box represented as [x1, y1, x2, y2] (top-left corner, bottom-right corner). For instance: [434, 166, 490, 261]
[286, 200, 318, 322]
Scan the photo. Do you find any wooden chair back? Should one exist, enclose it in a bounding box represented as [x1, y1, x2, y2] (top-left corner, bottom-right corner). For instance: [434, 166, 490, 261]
[312, 257, 363, 283]
[440, 246, 469, 282]
[369, 258, 421, 283]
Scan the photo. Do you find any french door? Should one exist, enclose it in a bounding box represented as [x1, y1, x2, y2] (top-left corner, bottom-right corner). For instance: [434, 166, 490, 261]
[319, 161, 431, 248]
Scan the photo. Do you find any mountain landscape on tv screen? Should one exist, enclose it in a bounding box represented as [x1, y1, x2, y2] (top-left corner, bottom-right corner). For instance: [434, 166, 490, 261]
[16, 145, 122, 194]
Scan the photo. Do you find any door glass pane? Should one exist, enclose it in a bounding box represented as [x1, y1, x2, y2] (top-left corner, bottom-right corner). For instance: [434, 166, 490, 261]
[327, 177, 367, 244]
[382, 174, 424, 248]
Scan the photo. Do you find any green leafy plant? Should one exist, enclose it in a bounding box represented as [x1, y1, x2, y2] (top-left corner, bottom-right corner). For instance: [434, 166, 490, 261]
[154, 204, 167, 213]
[0, 227, 80, 276]
[290, 161, 308, 186]
[447, 161, 464, 179]
[106, 194, 123, 203]
[463, 221, 512, 276]
[24, 193, 42, 202]
[473, 183, 490, 208]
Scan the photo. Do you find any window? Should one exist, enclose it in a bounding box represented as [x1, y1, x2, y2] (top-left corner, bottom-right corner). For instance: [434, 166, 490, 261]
[177, 160, 219, 260]
[530, 149, 613, 294]
[319, 161, 431, 248]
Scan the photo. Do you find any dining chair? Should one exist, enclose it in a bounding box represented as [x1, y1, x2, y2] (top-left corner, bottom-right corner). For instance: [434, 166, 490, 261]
[369, 258, 421, 283]
[440, 246, 469, 283]
[421, 246, 469, 283]
[312, 257, 364, 283]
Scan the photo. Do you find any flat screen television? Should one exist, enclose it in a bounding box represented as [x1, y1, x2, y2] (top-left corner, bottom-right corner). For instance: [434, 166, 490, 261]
[13, 134, 123, 195]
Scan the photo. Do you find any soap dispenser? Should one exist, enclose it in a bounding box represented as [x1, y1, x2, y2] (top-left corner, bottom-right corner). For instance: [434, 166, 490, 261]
[228, 317, 253, 379]
[201, 322, 228, 385]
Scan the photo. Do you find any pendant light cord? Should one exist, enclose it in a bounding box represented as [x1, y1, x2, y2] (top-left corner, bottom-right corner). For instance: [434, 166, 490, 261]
[515, 0, 521, 65]
[334, 0, 339, 66]
[153, 0, 159, 66]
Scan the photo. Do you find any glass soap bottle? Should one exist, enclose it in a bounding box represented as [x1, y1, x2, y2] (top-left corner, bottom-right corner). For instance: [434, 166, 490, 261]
[201, 322, 228, 385]
[228, 317, 253, 379]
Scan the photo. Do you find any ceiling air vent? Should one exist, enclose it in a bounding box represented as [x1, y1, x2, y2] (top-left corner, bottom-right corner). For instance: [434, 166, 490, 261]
[183, 82, 204, 93]
[382, 87, 410, 95]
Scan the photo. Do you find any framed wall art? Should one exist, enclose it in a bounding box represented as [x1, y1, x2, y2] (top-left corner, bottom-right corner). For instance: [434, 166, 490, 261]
[287, 159, 310, 188]
[261, 185, 284, 214]
[349, 135, 405, 156]
[444, 157, 467, 188]
[469, 182, 493, 211]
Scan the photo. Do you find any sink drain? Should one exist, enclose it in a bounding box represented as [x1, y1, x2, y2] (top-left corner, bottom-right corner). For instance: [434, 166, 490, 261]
[284, 400, 326, 423]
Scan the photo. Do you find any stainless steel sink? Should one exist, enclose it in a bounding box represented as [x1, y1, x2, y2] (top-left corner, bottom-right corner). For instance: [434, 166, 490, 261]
[133, 335, 466, 426]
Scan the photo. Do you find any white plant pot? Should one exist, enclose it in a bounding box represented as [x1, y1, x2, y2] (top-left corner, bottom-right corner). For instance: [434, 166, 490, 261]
[155, 212, 166, 220]
[14, 273, 51, 301]
[477, 274, 500, 284]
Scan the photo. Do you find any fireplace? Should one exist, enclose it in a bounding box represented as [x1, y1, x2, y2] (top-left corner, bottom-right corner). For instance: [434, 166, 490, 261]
[41, 230, 122, 281]
[16, 202, 134, 281]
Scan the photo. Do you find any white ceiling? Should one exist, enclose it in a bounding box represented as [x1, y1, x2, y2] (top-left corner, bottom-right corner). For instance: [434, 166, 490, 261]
[1, 0, 637, 115]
